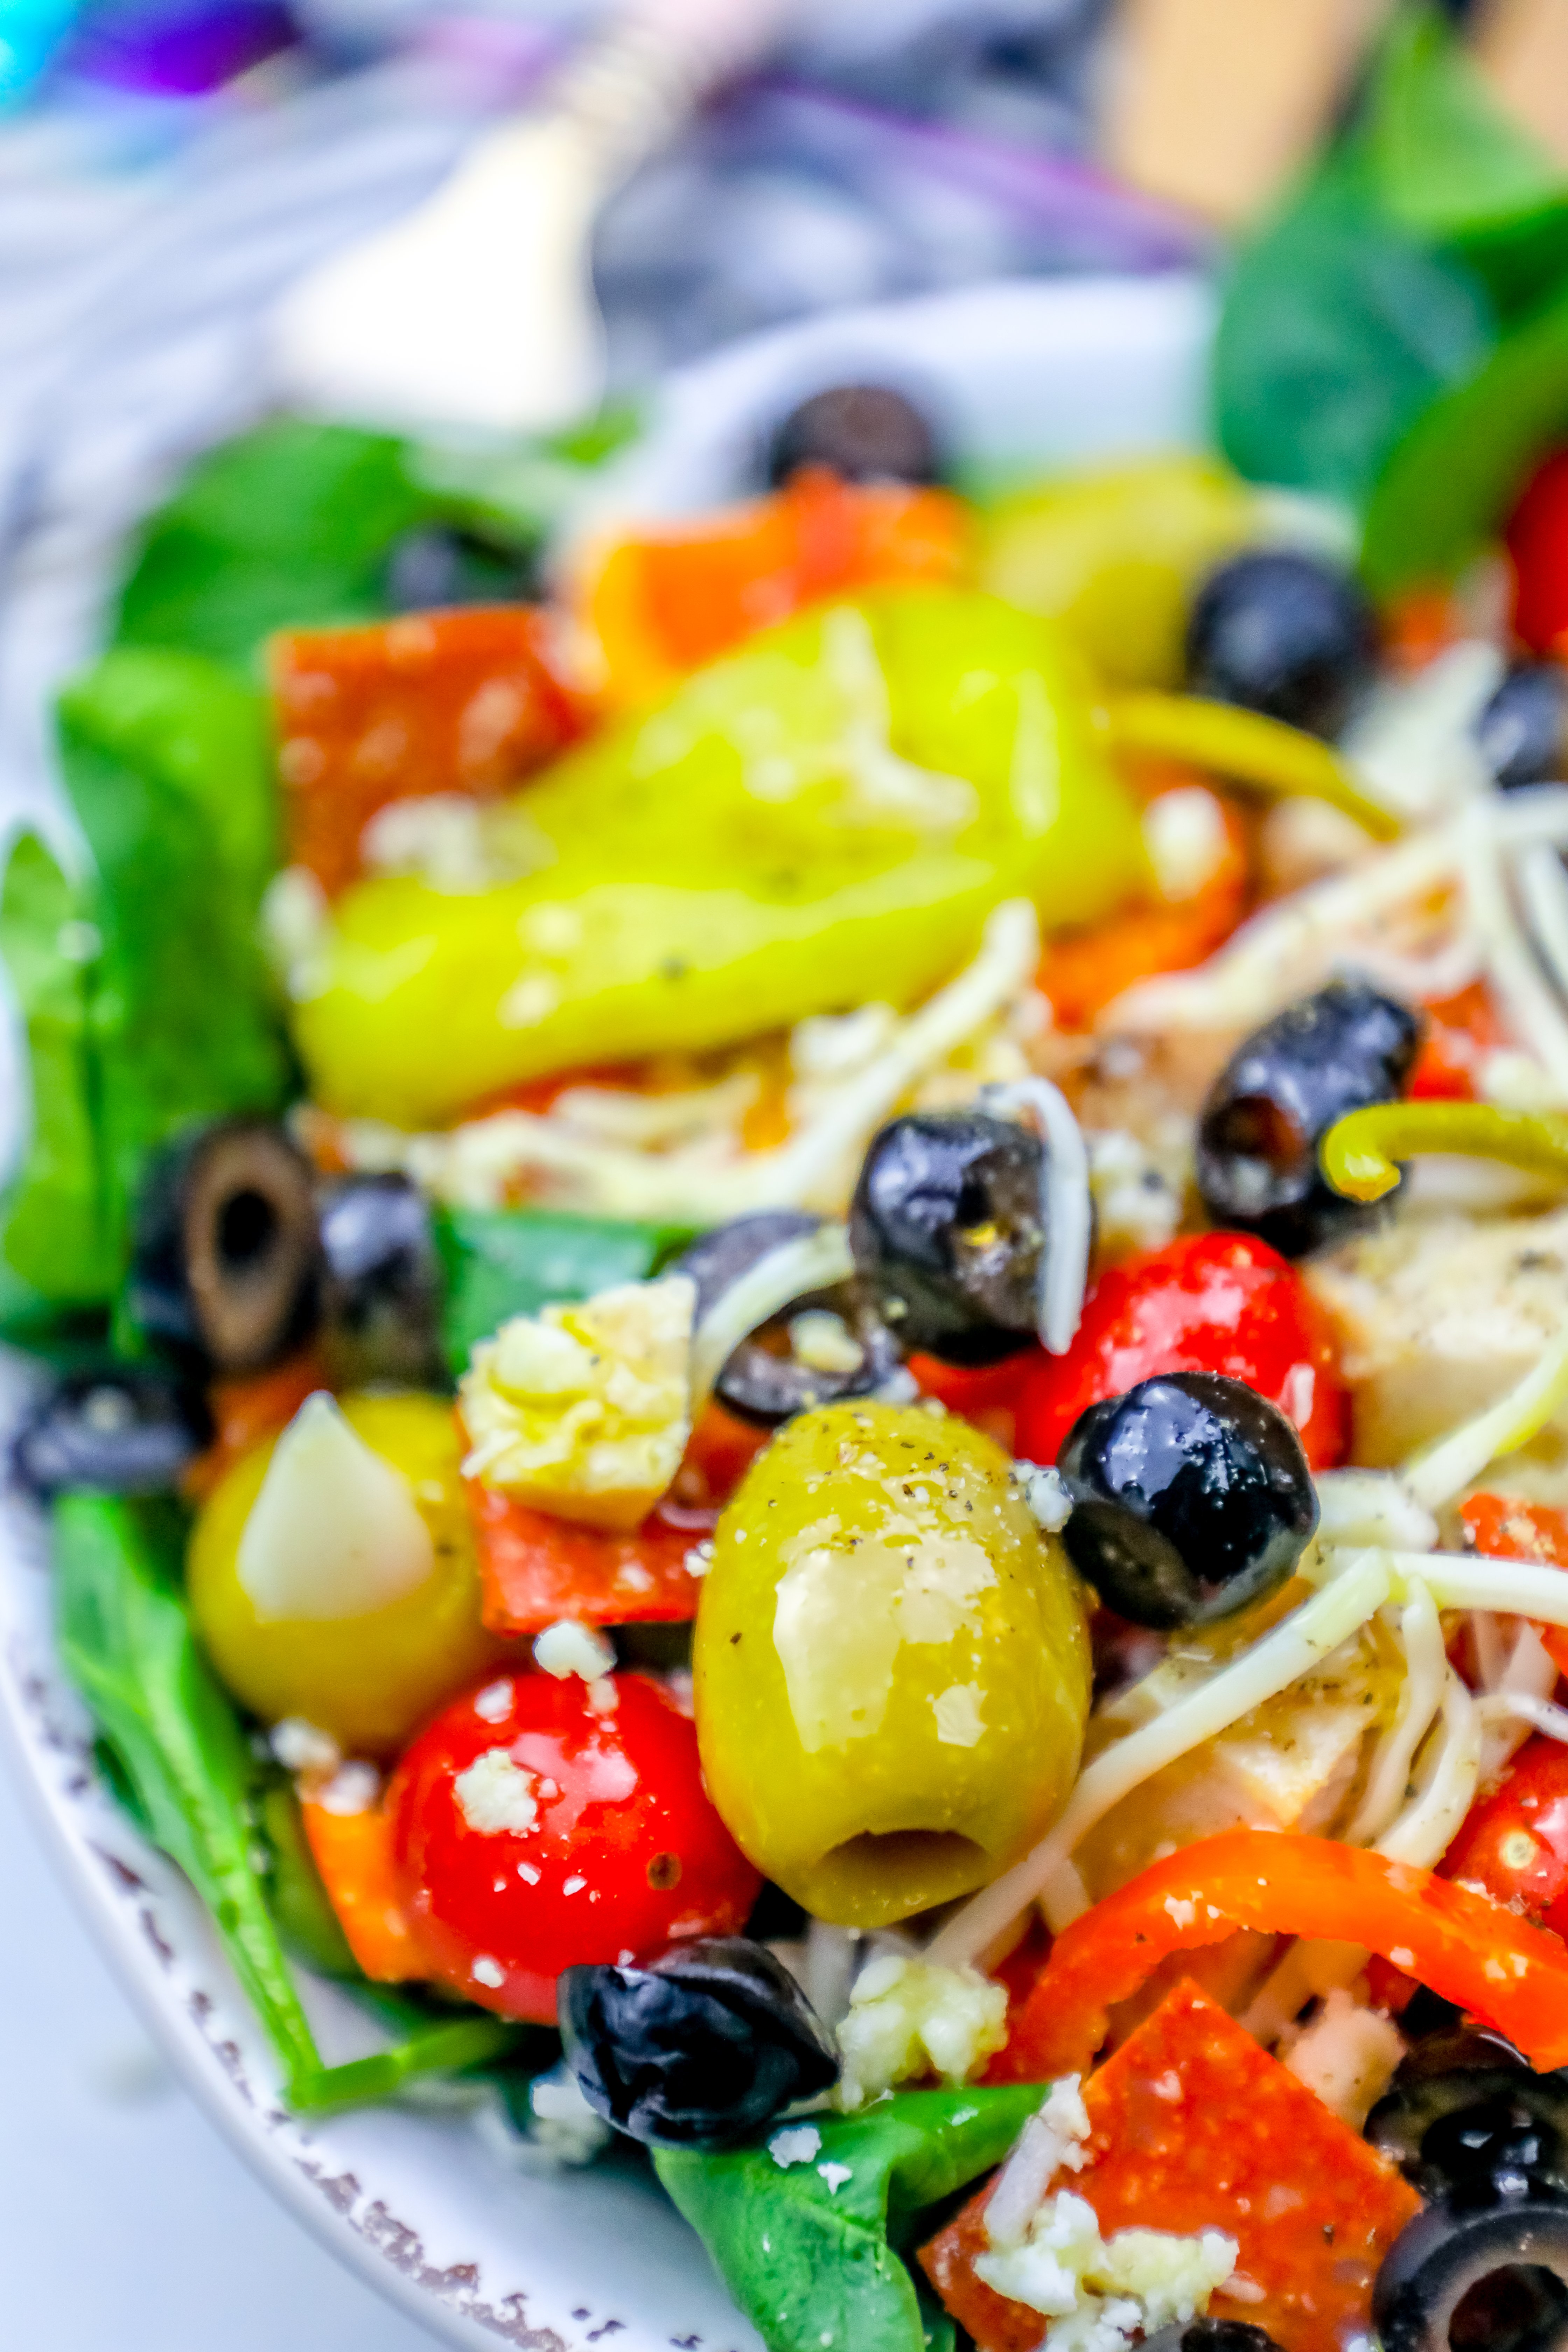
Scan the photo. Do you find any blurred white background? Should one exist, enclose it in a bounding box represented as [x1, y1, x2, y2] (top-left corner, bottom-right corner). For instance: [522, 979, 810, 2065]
[0, 1752, 443, 2349]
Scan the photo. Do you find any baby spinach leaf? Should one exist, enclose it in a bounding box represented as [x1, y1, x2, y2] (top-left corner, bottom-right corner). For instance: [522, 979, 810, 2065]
[435, 1206, 695, 1374]
[115, 419, 426, 670]
[654, 2085, 1046, 2352]
[1213, 148, 1495, 510]
[54, 1490, 322, 2088]
[1368, 5, 1558, 245]
[1361, 275, 1568, 593]
[0, 831, 113, 1309]
[56, 649, 294, 1280]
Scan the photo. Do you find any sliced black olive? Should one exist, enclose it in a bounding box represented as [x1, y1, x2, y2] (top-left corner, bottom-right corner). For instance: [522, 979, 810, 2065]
[127, 1119, 321, 1376]
[319, 1173, 444, 1388]
[1367, 2028, 1568, 2199]
[1141, 2324, 1285, 2352]
[1185, 549, 1377, 738]
[559, 1935, 839, 2149]
[12, 1362, 212, 1497]
[766, 383, 942, 488]
[1057, 1370, 1318, 1630]
[677, 1211, 899, 1427]
[849, 1110, 1044, 1366]
[382, 523, 539, 612]
[1373, 2172, 1568, 2352]
[1477, 662, 1568, 792]
[1195, 978, 1421, 1258]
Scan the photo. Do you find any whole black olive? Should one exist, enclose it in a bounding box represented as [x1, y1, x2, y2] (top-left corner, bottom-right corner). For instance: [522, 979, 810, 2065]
[849, 1111, 1044, 1366]
[1367, 2028, 1568, 2200]
[127, 1119, 321, 1376]
[382, 523, 539, 612]
[766, 383, 942, 488]
[1185, 550, 1377, 738]
[1373, 2172, 1568, 2352]
[559, 1935, 839, 2149]
[677, 1211, 900, 1427]
[1195, 978, 1421, 1258]
[1477, 663, 1568, 792]
[319, 1173, 444, 1389]
[1141, 2325, 1285, 2352]
[1057, 1370, 1318, 1629]
[12, 1362, 212, 1497]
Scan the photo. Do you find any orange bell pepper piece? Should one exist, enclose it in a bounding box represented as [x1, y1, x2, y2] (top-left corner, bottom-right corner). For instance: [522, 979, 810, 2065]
[469, 1485, 713, 1635]
[1036, 784, 1250, 1030]
[584, 465, 973, 707]
[993, 1830, 1568, 2082]
[299, 1796, 426, 1982]
[270, 606, 582, 896]
[1408, 979, 1507, 1103]
[923, 1981, 1419, 2352]
[1459, 1492, 1568, 1680]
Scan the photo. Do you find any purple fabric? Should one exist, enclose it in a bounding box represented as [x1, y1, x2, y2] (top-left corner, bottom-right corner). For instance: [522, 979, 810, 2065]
[66, 0, 297, 93]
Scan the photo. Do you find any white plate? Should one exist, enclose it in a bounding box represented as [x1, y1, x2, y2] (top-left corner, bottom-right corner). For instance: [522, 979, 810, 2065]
[0, 270, 1211, 2352]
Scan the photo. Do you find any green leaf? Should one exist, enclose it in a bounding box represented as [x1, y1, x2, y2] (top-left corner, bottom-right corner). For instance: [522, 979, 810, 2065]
[293, 2014, 524, 2114]
[1369, 4, 1559, 243]
[255, 1778, 361, 1980]
[1213, 148, 1496, 510]
[53, 1492, 323, 2090]
[114, 419, 427, 670]
[654, 2086, 1047, 2352]
[0, 831, 113, 1306]
[434, 1206, 695, 1374]
[56, 649, 294, 1283]
[1361, 275, 1568, 593]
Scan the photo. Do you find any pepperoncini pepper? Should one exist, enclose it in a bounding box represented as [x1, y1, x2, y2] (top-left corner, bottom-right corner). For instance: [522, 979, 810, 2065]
[692, 1400, 1092, 1929]
[290, 588, 1147, 1129]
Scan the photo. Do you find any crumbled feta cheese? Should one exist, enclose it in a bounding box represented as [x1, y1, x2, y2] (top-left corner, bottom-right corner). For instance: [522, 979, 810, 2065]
[1017, 1464, 1073, 1534]
[1284, 1989, 1405, 2129]
[817, 2163, 853, 2194]
[1086, 1129, 1183, 1261]
[269, 1718, 341, 1775]
[533, 1620, 617, 1681]
[472, 1679, 514, 1723]
[789, 1309, 866, 1376]
[459, 1274, 696, 1531]
[833, 1958, 1008, 2112]
[986, 2081, 1092, 2248]
[975, 2188, 1236, 2351]
[453, 1750, 539, 1836]
[1142, 786, 1229, 904]
[769, 2125, 822, 2168]
[471, 1954, 506, 1990]
[932, 1683, 986, 1747]
[314, 1760, 381, 1817]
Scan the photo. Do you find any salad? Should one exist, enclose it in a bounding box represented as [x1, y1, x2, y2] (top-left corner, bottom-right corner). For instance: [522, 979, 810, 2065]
[17, 14, 1568, 2352]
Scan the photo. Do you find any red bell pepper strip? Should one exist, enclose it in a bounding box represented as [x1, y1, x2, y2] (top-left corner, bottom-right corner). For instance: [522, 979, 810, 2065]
[993, 1830, 1568, 2083]
[923, 1981, 1419, 2352]
[270, 606, 582, 896]
[1459, 1491, 1568, 1679]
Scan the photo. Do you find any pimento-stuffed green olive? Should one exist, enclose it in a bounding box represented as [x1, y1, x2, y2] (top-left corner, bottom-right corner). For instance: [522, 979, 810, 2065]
[692, 1399, 1090, 1928]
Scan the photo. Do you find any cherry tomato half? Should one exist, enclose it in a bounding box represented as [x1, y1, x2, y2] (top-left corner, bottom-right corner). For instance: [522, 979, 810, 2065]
[1011, 1230, 1349, 1471]
[387, 1670, 760, 2022]
[1443, 1736, 1568, 1938]
[1507, 448, 1568, 655]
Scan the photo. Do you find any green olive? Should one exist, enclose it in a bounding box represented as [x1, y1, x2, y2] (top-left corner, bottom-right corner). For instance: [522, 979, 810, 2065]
[692, 1400, 1091, 1928]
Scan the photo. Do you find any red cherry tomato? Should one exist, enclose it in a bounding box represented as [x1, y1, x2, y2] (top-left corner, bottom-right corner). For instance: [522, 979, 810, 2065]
[387, 1670, 760, 2022]
[1506, 448, 1568, 654]
[1443, 1736, 1568, 1939]
[1011, 1230, 1349, 1471]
